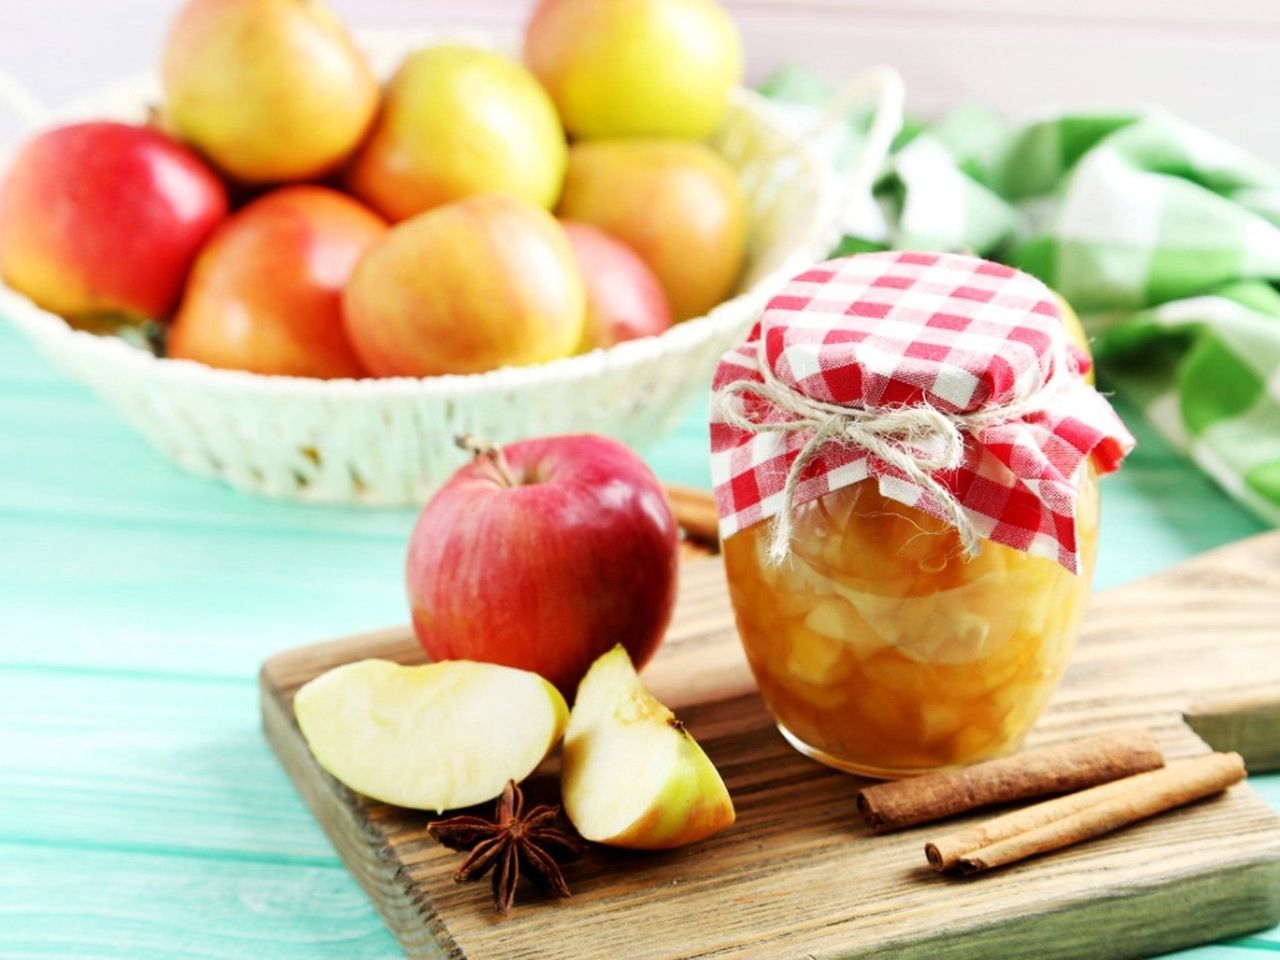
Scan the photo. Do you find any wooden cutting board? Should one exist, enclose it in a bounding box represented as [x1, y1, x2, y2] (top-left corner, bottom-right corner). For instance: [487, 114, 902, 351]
[261, 531, 1280, 960]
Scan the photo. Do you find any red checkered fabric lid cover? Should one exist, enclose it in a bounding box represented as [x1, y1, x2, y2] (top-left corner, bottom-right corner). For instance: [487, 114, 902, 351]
[709, 251, 1134, 572]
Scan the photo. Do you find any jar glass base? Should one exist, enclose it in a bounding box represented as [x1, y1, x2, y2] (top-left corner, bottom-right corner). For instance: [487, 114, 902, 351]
[775, 722, 1019, 781]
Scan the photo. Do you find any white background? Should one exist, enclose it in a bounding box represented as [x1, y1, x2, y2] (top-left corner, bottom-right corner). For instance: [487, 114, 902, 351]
[1, 0, 1279, 158]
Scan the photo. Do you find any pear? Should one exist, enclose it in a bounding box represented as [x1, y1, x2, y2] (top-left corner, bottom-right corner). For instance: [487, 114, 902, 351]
[561, 646, 735, 849]
[162, 0, 378, 184]
[294, 659, 568, 813]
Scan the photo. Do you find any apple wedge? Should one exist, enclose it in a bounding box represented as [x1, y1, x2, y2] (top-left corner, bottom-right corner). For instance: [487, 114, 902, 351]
[561, 646, 735, 849]
[294, 659, 568, 813]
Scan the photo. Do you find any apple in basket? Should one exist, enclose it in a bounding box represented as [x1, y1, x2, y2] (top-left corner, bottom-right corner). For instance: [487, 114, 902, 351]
[406, 434, 680, 696]
[342, 194, 585, 377]
[524, 0, 743, 141]
[557, 140, 747, 321]
[347, 45, 566, 223]
[562, 221, 674, 350]
[0, 121, 227, 327]
[162, 0, 378, 184]
[168, 186, 385, 379]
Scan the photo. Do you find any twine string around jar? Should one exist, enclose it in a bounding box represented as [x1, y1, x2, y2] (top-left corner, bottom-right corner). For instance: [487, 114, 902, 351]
[716, 337, 1076, 564]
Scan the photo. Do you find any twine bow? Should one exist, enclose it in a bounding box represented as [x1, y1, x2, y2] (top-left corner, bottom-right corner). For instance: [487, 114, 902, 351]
[717, 340, 1074, 564]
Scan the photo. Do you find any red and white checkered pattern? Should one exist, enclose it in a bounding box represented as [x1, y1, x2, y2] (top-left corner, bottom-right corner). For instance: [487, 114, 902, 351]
[710, 251, 1134, 572]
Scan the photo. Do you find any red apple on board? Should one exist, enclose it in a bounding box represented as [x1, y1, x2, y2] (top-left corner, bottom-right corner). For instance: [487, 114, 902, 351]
[406, 434, 679, 696]
[0, 121, 228, 326]
[168, 185, 384, 378]
[562, 220, 673, 351]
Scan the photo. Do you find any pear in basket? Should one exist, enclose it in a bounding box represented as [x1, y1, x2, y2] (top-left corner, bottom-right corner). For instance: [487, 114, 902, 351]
[342, 195, 585, 377]
[162, 0, 378, 183]
[525, 0, 743, 141]
[558, 140, 747, 321]
[347, 46, 566, 223]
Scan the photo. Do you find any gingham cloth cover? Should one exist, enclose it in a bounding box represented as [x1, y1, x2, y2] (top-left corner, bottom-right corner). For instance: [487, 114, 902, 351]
[762, 67, 1280, 527]
[709, 251, 1134, 573]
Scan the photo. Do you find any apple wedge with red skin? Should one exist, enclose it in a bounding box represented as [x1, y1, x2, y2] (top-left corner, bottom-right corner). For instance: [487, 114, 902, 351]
[407, 434, 679, 697]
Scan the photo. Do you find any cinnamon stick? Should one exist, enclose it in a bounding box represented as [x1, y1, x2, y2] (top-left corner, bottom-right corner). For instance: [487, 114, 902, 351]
[856, 731, 1164, 833]
[928, 751, 1245, 874]
[664, 485, 720, 550]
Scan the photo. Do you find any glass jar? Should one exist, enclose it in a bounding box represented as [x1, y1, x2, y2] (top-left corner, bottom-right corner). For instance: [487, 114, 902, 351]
[724, 466, 1100, 778]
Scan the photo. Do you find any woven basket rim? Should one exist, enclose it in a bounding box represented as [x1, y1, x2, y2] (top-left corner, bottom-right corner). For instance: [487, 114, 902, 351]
[0, 49, 833, 399]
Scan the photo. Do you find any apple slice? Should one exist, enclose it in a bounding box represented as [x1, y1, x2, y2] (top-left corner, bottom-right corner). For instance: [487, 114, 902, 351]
[294, 659, 568, 813]
[561, 646, 735, 849]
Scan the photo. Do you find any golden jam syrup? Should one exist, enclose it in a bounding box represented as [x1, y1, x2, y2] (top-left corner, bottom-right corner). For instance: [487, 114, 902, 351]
[723, 468, 1099, 778]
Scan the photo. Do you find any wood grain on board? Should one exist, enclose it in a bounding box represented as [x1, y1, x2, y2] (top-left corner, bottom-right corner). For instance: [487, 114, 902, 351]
[261, 531, 1280, 960]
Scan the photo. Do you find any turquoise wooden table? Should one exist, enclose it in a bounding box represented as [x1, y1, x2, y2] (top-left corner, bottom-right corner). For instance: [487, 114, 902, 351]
[0, 315, 1276, 959]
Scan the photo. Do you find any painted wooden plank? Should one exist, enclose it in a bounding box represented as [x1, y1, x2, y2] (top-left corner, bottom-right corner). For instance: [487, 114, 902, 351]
[0, 843, 400, 960]
[0, 508, 408, 676]
[0, 322, 62, 387]
[0, 668, 337, 862]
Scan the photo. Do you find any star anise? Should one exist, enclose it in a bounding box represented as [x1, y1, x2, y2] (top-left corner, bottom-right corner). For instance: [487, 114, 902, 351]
[427, 780, 583, 914]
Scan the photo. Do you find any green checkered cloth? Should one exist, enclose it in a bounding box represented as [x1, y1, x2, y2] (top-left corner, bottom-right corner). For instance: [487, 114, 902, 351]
[761, 69, 1280, 525]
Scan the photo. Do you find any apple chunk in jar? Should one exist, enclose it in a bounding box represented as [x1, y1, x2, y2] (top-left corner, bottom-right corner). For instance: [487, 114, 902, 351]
[710, 252, 1133, 778]
[724, 467, 1099, 776]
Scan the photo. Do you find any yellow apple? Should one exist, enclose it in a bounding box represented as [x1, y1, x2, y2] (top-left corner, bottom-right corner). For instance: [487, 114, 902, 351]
[561, 645, 735, 849]
[294, 659, 568, 813]
[162, 0, 378, 184]
[342, 195, 586, 377]
[524, 0, 743, 141]
[347, 45, 566, 222]
[557, 140, 746, 321]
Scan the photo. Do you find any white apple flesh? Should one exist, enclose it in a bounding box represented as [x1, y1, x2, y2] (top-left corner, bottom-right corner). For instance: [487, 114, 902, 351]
[562, 645, 735, 849]
[294, 658, 568, 812]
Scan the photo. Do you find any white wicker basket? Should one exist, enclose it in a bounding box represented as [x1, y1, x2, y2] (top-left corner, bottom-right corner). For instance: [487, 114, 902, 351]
[0, 29, 902, 505]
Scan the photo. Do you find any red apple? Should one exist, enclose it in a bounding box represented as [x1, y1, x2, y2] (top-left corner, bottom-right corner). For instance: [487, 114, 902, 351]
[406, 434, 679, 696]
[562, 220, 673, 351]
[0, 121, 228, 325]
[168, 185, 384, 378]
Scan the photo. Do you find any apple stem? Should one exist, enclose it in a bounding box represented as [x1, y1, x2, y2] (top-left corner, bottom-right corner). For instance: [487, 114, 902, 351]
[455, 434, 518, 487]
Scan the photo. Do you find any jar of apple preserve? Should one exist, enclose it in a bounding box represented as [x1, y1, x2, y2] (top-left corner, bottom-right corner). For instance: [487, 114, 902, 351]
[710, 252, 1133, 778]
